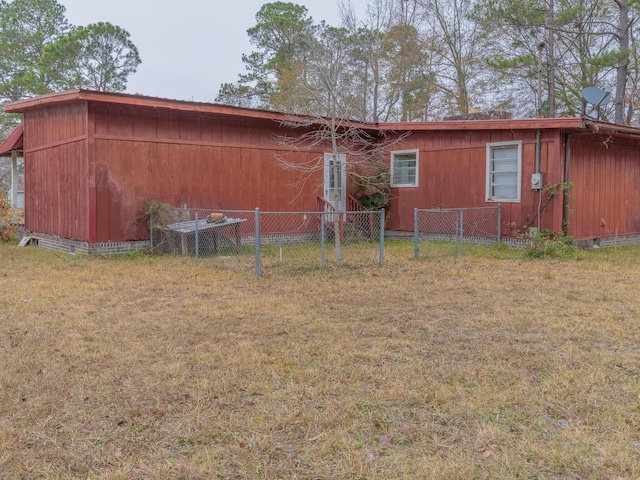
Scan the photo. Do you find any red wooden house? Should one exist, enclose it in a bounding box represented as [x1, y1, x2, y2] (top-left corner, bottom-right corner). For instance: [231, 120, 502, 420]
[3, 90, 338, 252]
[381, 118, 640, 245]
[4, 89, 640, 252]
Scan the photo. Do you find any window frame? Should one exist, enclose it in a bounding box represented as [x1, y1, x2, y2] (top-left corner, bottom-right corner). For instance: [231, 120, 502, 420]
[485, 141, 522, 203]
[390, 149, 419, 188]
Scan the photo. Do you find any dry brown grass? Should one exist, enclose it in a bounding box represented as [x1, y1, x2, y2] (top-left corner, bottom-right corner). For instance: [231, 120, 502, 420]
[1, 242, 640, 479]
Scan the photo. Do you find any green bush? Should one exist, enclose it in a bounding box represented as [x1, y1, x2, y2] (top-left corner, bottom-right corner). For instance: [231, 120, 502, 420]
[524, 229, 575, 258]
[0, 191, 18, 242]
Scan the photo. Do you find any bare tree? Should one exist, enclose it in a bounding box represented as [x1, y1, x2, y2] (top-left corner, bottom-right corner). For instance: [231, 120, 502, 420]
[273, 25, 408, 263]
[419, 0, 485, 115]
[340, 0, 440, 121]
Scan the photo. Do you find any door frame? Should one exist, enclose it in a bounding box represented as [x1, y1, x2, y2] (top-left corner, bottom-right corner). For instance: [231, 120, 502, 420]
[323, 153, 346, 211]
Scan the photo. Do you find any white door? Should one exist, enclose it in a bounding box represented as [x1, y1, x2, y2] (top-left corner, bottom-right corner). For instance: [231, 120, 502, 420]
[324, 153, 346, 211]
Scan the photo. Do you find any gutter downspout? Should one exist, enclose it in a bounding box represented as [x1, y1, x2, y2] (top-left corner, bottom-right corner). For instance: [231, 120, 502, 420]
[535, 129, 542, 174]
[563, 134, 571, 235]
[535, 129, 542, 232]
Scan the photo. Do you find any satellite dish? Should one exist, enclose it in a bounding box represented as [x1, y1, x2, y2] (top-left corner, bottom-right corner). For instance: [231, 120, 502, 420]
[582, 86, 611, 107]
[582, 86, 612, 120]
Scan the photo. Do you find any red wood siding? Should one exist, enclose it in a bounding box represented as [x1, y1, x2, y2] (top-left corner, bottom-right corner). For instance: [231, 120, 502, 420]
[15, 90, 640, 245]
[568, 136, 640, 239]
[385, 128, 562, 237]
[23, 104, 89, 240]
[90, 105, 324, 242]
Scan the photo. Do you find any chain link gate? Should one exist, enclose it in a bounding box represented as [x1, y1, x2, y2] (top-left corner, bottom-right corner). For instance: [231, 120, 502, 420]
[254, 210, 384, 276]
[414, 206, 501, 263]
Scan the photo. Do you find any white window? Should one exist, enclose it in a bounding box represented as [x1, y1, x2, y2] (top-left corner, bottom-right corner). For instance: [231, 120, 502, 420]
[486, 141, 522, 202]
[391, 150, 418, 187]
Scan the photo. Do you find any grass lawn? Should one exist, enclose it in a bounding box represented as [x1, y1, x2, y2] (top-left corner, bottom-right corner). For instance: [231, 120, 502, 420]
[1, 242, 639, 479]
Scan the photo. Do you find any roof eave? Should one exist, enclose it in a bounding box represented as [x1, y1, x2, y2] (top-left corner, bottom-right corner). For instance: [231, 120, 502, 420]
[379, 117, 640, 137]
[3, 89, 373, 130]
[582, 119, 640, 137]
[377, 117, 591, 131]
[7, 91, 640, 138]
[3, 89, 291, 121]
[0, 123, 24, 157]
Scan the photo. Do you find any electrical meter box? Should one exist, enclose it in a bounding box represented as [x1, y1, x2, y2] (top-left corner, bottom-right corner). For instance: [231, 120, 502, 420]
[531, 173, 543, 190]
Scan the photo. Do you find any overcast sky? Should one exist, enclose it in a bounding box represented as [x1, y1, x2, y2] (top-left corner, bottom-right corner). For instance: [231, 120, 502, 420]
[57, 1, 368, 103]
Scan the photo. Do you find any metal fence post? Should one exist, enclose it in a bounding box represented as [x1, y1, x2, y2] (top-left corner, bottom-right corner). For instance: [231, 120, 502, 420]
[459, 209, 464, 254]
[194, 210, 199, 259]
[321, 212, 326, 269]
[497, 203, 502, 245]
[453, 216, 459, 265]
[254, 208, 261, 278]
[379, 208, 385, 264]
[149, 213, 154, 249]
[414, 208, 419, 259]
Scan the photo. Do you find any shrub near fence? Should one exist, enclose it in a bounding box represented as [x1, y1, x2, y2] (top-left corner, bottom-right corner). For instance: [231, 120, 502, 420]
[151, 208, 385, 276]
[414, 206, 501, 262]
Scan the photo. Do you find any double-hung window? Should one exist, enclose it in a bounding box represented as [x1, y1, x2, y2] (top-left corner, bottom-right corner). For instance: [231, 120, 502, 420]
[391, 150, 418, 187]
[486, 141, 521, 202]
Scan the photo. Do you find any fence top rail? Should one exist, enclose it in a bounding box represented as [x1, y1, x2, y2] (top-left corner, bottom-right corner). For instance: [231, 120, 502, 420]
[261, 210, 383, 215]
[417, 206, 500, 213]
[184, 209, 384, 216]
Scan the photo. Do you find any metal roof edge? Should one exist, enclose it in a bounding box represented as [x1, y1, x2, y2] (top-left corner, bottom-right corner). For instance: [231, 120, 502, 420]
[0, 122, 23, 156]
[377, 117, 640, 136]
[6, 91, 640, 137]
[582, 119, 640, 136]
[3, 89, 289, 120]
[376, 117, 593, 131]
[3, 89, 372, 129]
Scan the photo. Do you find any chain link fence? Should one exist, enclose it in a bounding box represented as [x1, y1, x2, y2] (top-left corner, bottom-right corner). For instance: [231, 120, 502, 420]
[151, 208, 385, 276]
[149, 206, 501, 273]
[413, 206, 501, 262]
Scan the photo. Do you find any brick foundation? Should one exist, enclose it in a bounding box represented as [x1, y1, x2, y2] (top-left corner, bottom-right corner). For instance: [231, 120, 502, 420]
[28, 233, 150, 255]
[387, 230, 640, 249]
[20, 230, 640, 256]
[577, 235, 640, 249]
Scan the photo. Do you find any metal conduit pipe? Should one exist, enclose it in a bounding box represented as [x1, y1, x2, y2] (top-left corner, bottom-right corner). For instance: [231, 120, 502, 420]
[563, 134, 572, 235]
[536, 129, 542, 232]
[535, 129, 542, 174]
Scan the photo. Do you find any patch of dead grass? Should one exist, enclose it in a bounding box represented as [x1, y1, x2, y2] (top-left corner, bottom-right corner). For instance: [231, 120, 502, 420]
[1, 243, 640, 479]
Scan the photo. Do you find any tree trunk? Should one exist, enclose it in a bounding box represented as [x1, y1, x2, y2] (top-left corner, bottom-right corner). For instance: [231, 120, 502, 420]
[614, 0, 629, 125]
[332, 157, 342, 265]
[546, 0, 556, 117]
[330, 118, 342, 264]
